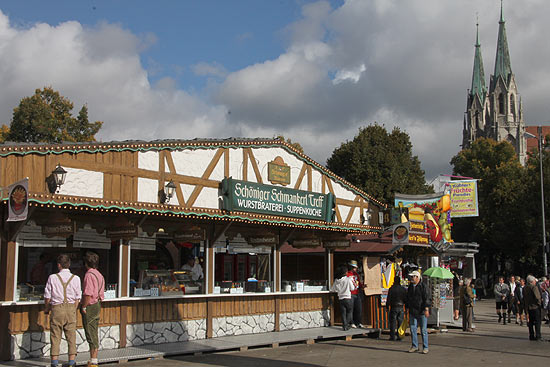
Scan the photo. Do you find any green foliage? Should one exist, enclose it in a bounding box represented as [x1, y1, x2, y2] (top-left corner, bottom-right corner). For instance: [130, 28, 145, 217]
[0, 125, 10, 143]
[326, 123, 432, 204]
[6, 87, 103, 143]
[451, 138, 537, 262]
[275, 135, 304, 153]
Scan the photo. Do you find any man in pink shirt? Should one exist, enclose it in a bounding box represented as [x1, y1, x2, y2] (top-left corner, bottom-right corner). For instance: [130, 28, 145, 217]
[44, 254, 81, 367]
[80, 251, 105, 367]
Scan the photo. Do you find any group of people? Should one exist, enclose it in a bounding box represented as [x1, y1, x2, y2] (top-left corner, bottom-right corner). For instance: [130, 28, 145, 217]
[494, 275, 550, 341]
[331, 263, 432, 354]
[330, 260, 365, 330]
[386, 270, 431, 354]
[44, 252, 105, 367]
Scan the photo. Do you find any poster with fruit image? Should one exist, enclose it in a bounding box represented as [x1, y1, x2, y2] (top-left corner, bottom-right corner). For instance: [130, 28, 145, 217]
[8, 178, 28, 222]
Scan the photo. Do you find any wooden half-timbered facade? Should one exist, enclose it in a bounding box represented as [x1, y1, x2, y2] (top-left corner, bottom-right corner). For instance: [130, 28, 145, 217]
[0, 138, 385, 360]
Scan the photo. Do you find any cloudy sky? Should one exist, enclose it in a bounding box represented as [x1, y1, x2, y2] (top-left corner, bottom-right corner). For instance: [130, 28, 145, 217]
[0, 0, 549, 183]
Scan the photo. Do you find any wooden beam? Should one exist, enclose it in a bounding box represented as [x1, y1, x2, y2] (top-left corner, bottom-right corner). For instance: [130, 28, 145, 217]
[119, 242, 130, 298]
[293, 163, 307, 190]
[307, 165, 312, 191]
[0, 239, 17, 301]
[164, 151, 186, 206]
[224, 148, 229, 178]
[206, 298, 213, 338]
[324, 177, 343, 223]
[242, 149, 248, 181]
[344, 195, 361, 224]
[274, 297, 280, 332]
[245, 148, 263, 183]
[56, 156, 220, 189]
[119, 304, 128, 348]
[186, 148, 225, 207]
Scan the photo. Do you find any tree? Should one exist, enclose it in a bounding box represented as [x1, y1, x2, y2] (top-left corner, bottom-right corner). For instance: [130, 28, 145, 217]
[451, 138, 537, 274]
[326, 124, 432, 204]
[275, 135, 304, 153]
[6, 87, 103, 143]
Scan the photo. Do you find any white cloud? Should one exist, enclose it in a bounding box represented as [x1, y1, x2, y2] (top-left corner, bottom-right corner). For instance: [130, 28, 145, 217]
[0, 11, 232, 143]
[1, 0, 550, 193]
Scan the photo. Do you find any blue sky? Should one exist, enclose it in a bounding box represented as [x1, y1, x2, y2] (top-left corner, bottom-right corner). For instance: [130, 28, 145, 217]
[2, 0, 342, 92]
[0, 0, 549, 184]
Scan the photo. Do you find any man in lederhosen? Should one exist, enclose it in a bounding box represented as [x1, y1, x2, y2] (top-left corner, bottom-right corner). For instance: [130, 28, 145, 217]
[80, 251, 105, 367]
[44, 254, 82, 367]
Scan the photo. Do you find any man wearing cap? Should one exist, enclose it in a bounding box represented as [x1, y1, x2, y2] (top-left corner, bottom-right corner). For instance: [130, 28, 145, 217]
[405, 270, 431, 354]
[346, 260, 365, 328]
[44, 254, 82, 367]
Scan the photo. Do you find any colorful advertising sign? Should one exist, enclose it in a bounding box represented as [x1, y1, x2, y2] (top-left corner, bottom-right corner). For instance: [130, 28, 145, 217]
[449, 180, 479, 217]
[221, 178, 335, 222]
[8, 178, 28, 222]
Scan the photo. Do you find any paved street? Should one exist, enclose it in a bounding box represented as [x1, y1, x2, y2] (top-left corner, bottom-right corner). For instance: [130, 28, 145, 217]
[104, 300, 549, 367]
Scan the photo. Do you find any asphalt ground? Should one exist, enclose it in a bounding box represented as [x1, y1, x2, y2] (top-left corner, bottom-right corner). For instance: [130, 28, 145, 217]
[104, 299, 550, 367]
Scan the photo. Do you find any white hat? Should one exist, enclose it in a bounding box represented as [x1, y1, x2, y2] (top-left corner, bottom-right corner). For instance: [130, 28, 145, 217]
[409, 270, 421, 278]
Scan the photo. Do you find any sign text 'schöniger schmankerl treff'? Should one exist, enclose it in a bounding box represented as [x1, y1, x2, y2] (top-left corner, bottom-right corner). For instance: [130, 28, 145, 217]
[221, 178, 335, 222]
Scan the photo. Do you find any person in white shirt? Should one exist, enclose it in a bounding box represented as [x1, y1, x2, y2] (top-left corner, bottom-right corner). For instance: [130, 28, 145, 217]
[330, 264, 357, 331]
[181, 257, 203, 281]
[507, 275, 518, 324]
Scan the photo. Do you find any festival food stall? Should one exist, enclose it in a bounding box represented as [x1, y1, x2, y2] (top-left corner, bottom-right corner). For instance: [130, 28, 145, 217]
[0, 138, 384, 360]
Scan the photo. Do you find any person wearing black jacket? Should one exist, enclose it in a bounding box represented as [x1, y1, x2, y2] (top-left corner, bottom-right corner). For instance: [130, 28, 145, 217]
[515, 278, 527, 326]
[386, 276, 407, 341]
[405, 271, 431, 354]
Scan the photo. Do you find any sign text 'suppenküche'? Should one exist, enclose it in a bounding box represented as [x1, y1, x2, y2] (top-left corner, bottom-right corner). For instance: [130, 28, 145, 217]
[221, 178, 334, 222]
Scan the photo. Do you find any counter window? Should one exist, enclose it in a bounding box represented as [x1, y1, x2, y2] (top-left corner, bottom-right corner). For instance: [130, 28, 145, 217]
[214, 242, 273, 293]
[16, 223, 119, 302]
[129, 237, 205, 296]
[281, 253, 328, 292]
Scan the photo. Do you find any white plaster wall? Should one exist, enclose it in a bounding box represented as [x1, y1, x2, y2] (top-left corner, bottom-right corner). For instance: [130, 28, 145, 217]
[193, 187, 219, 209]
[58, 168, 103, 198]
[138, 151, 159, 171]
[331, 180, 358, 201]
[311, 170, 324, 193]
[137, 177, 158, 203]
[171, 150, 218, 177]
[229, 147, 244, 180]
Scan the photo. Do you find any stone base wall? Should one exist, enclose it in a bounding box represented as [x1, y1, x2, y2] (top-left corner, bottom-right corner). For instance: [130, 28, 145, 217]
[11, 325, 119, 360]
[125, 319, 206, 347]
[279, 310, 330, 331]
[212, 314, 275, 337]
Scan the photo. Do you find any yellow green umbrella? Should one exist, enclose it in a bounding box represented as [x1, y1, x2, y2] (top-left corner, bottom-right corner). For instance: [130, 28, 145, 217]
[422, 267, 454, 279]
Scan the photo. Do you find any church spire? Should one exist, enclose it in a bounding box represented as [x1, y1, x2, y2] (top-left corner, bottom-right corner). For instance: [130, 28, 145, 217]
[493, 0, 512, 84]
[470, 20, 486, 103]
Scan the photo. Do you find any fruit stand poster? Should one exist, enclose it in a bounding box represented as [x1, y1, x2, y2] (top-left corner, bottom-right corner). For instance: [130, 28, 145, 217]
[449, 180, 479, 217]
[8, 178, 28, 222]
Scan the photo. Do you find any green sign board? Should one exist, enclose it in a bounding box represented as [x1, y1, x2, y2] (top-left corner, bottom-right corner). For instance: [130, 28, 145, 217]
[221, 178, 335, 222]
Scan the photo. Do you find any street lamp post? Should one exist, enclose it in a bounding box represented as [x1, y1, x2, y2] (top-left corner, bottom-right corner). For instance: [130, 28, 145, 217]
[525, 128, 548, 276]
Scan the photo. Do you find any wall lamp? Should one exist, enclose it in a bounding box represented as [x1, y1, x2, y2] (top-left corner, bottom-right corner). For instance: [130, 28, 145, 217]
[160, 180, 177, 203]
[47, 164, 67, 194]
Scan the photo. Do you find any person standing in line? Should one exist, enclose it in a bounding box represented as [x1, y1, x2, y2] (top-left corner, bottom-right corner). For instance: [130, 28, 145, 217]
[459, 278, 475, 332]
[346, 260, 365, 328]
[386, 275, 407, 341]
[515, 277, 527, 326]
[507, 275, 518, 324]
[44, 254, 82, 367]
[524, 275, 543, 341]
[80, 251, 105, 367]
[405, 270, 431, 354]
[494, 276, 510, 324]
[330, 264, 356, 331]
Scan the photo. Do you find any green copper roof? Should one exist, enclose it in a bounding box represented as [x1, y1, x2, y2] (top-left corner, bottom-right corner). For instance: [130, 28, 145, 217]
[470, 22, 486, 102]
[493, 1, 512, 83]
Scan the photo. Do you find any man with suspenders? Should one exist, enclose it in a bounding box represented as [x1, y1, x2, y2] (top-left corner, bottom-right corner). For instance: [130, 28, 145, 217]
[80, 251, 105, 367]
[44, 254, 82, 367]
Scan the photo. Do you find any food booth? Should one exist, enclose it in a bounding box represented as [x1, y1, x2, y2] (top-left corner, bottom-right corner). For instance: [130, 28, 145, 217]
[0, 138, 384, 360]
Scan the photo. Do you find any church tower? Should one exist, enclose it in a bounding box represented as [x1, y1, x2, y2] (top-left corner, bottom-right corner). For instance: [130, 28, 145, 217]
[463, 2, 526, 164]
